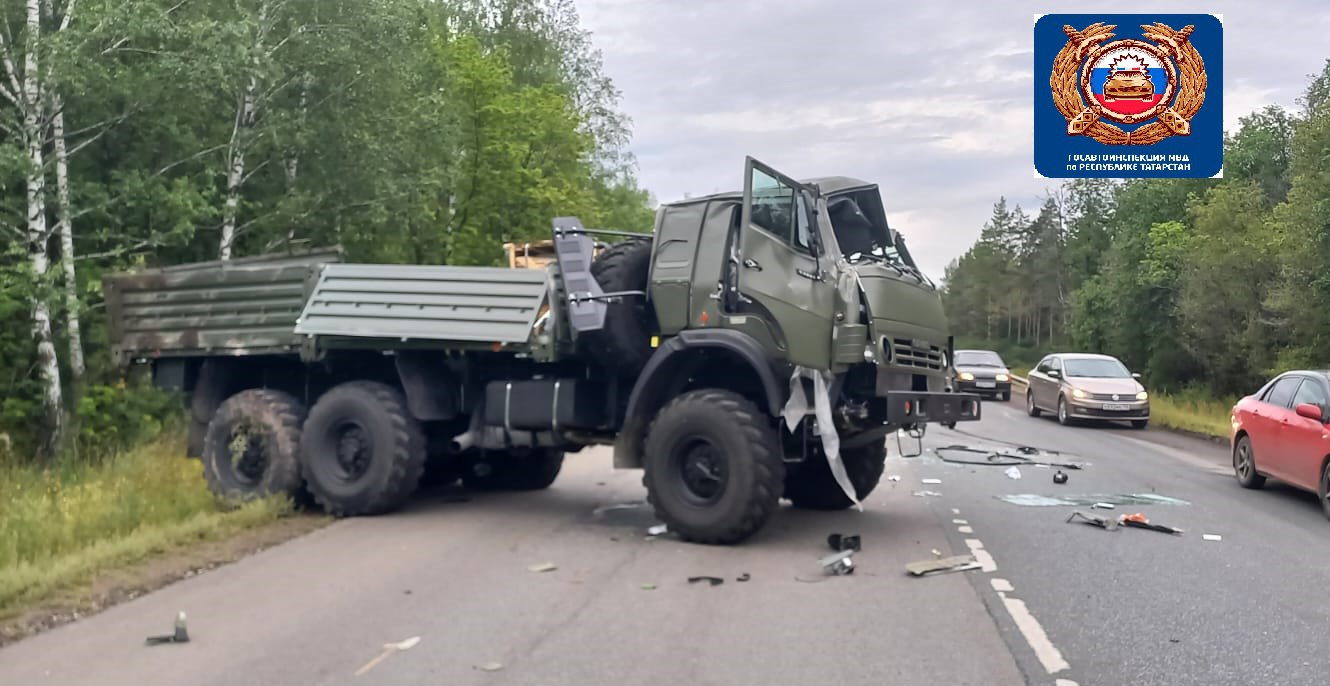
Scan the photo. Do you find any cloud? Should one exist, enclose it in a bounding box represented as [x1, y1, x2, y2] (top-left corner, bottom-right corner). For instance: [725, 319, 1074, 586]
[577, 0, 1330, 277]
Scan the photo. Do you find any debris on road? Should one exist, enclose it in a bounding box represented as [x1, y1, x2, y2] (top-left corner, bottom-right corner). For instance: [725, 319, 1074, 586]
[887, 474, 901, 482]
[921, 478, 942, 484]
[827, 533, 862, 552]
[736, 573, 751, 582]
[1091, 502, 1116, 510]
[818, 549, 856, 576]
[1005, 466, 1022, 480]
[475, 662, 504, 672]
[934, 444, 1087, 470]
[144, 611, 190, 646]
[687, 576, 724, 586]
[646, 524, 668, 536]
[354, 636, 421, 676]
[640, 583, 657, 590]
[528, 562, 558, 573]
[906, 554, 982, 577]
[1203, 534, 1222, 541]
[912, 490, 942, 497]
[1067, 511, 1119, 531]
[1053, 470, 1069, 484]
[998, 493, 1190, 507]
[1119, 513, 1183, 535]
[592, 502, 645, 516]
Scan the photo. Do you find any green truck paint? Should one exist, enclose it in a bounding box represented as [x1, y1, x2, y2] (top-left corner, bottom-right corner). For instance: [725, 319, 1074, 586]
[105, 157, 980, 545]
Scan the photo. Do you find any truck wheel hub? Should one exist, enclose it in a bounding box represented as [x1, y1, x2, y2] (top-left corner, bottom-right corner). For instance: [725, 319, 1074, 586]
[333, 422, 372, 481]
[675, 438, 727, 505]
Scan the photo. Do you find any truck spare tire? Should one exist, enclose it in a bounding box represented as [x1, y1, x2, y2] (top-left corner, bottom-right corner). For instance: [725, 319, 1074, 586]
[579, 237, 655, 377]
[202, 388, 307, 505]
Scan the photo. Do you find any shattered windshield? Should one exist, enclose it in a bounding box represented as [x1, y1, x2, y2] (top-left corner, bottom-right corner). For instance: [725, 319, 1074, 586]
[826, 192, 927, 285]
[955, 350, 1005, 367]
[1064, 358, 1131, 378]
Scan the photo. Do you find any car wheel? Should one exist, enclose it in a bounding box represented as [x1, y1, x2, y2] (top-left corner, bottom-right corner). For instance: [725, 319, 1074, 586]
[1057, 395, 1072, 426]
[1318, 460, 1330, 521]
[1232, 435, 1265, 490]
[1026, 390, 1040, 417]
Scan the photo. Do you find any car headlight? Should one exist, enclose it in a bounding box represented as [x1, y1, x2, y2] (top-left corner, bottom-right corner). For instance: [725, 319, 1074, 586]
[1136, 391, 1148, 400]
[996, 374, 1009, 382]
[958, 372, 974, 381]
[1071, 388, 1087, 399]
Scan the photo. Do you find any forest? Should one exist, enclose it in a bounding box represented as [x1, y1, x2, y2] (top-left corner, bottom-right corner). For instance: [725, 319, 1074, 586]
[0, 0, 657, 463]
[941, 56, 1330, 412]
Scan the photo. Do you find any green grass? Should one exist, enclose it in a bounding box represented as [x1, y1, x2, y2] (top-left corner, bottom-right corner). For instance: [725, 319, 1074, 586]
[0, 433, 292, 617]
[1007, 370, 1233, 438]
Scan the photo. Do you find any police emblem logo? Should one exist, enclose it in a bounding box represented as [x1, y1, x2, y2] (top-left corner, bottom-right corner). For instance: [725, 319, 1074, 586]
[1052, 22, 1207, 146]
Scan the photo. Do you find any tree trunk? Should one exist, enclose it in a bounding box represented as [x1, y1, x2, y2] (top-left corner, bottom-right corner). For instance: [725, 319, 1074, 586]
[220, 0, 269, 261]
[25, 0, 63, 459]
[52, 101, 84, 382]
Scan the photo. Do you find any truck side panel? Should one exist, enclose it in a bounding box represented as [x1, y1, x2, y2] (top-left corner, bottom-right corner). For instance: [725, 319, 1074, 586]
[293, 263, 549, 346]
[103, 248, 343, 365]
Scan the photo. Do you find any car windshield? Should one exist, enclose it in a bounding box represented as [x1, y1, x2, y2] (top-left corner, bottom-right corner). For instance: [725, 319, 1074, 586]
[955, 351, 1005, 367]
[1064, 358, 1131, 378]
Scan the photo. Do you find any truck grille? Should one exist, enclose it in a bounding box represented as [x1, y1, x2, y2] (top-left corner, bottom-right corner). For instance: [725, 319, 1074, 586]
[888, 337, 944, 370]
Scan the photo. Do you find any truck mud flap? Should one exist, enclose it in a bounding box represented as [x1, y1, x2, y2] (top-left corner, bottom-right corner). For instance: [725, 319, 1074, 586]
[882, 391, 981, 425]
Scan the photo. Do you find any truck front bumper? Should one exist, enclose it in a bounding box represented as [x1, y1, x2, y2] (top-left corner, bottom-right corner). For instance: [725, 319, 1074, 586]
[882, 390, 982, 425]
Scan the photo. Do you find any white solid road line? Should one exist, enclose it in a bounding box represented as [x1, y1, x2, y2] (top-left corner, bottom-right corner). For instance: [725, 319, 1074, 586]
[963, 538, 997, 572]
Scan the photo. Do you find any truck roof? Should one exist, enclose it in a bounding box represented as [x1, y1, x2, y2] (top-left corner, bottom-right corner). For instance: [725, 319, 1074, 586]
[661, 176, 879, 208]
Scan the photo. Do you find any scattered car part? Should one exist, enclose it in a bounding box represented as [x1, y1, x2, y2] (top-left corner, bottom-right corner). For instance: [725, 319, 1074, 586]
[819, 549, 856, 575]
[906, 554, 982, 576]
[736, 573, 751, 582]
[933, 444, 1086, 470]
[687, 576, 724, 586]
[1118, 512, 1183, 535]
[827, 533, 862, 552]
[144, 611, 190, 646]
[1053, 470, 1069, 484]
[528, 562, 557, 573]
[1066, 511, 1119, 531]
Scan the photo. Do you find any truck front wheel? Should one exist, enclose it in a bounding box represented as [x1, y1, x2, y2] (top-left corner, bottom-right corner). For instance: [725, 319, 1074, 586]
[783, 440, 887, 510]
[202, 389, 307, 505]
[642, 389, 785, 545]
[299, 381, 427, 517]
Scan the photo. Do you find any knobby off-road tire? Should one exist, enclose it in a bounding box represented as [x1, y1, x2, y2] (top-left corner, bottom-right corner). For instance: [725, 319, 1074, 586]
[462, 448, 565, 491]
[1232, 434, 1266, 490]
[202, 389, 307, 506]
[578, 237, 654, 377]
[784, 439, 888, 511]
[642, 389, 785, 545]
[299, 381, 427, 517]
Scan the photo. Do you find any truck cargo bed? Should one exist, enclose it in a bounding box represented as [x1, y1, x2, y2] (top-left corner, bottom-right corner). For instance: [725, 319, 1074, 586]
[103, 248, 342, 363]
[293, 263, 550, 346]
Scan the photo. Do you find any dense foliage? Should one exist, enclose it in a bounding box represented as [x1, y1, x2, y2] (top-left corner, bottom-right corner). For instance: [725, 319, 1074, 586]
[943, 57, 1330, 399]
[0, 0, 656, 461]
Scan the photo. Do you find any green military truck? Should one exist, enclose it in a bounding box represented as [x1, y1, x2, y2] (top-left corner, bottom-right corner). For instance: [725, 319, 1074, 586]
[104, 157, 979, 544]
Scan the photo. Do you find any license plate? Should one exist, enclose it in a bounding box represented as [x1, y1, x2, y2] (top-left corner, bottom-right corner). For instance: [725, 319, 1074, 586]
[977, 381, 995, 388]
[1102, 403, 1130, 411]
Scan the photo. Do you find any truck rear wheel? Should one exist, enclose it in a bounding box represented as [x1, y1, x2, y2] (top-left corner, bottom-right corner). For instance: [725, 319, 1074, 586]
[299, 381, 427, 517]
[579, 237, 654, 376]
[783, 440, 887, 510]
[202, 389, 307, 505]
[642, 389, 785, 545]
[462, 448, 565, 491]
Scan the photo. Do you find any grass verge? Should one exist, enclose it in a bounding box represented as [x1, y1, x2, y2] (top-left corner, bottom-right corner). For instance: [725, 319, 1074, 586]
[1007, 370, 1232, 439]
[0, 432, 326, 629]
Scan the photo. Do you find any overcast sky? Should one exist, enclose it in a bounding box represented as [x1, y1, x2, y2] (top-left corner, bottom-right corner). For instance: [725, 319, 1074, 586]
[575, 0, 1330, 278]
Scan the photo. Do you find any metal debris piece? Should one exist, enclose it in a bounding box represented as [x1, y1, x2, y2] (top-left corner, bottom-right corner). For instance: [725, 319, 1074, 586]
[1118, 513, 1183, 535]
[1067, 511, 1119, 531]
[354, 636, 421, 676]
[1202, 534, 1222, 541]
[819, 549, 856, 575]
[826, 533, 862, 552]
[736, 573, 751, 582]
[912, 490, 942, 497]
[687, 576, 724, 586]
[1091, 502, 1115, 510]
[1053, 470, 1069, 484]
[921, 478, 942, 484]
[145, 611, 190, 646]
[646, 524, 668, 536]
[528, 562, 557, 573]
[1005, 466, 1022, 480]
[475, 662, 504, 672]
[592, 502, 644, 516]
[906, 554, 981, 577]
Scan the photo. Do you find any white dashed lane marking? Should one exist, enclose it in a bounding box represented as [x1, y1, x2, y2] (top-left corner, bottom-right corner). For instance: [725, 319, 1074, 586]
[952, 519, 1073, 679]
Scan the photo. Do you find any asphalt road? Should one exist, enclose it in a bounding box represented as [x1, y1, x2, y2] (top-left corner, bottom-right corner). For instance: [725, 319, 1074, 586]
[2, 393, 1328, 686]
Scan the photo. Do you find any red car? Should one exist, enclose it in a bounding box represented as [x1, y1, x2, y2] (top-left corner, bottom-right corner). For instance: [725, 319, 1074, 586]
[1230, 370, 1330, 519]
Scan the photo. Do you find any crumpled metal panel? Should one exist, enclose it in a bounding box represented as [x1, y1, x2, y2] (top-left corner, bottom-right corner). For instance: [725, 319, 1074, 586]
[103, 247, 342, 361]
[294, 263, 548, 344]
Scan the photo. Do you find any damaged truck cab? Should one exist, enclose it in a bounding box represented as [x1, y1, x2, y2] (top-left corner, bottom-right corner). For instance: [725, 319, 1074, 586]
[105, 156, 978, 547]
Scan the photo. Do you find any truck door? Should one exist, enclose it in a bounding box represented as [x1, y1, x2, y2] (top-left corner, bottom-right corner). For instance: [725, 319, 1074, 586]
[737, 156, 837, 370]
